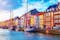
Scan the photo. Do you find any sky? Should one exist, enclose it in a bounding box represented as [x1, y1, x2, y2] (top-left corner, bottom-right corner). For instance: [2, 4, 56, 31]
[0, 0, 59, 21]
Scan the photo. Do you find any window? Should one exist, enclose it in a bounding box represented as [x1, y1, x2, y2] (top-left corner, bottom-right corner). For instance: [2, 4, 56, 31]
[54, 16, 58, 18]
[45, 13, 50, 16]
[58, 4, 60, 9]
[54, 12, 58, 14]
[54, 20, 58, 23]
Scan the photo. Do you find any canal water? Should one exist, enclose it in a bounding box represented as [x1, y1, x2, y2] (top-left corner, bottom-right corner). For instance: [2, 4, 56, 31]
[0, 29, 60, 40]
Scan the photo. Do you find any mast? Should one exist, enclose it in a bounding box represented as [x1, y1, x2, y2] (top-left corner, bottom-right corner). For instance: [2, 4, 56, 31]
[10, 8, 14, 28]
[27, 0, 28, 12]
[10, 9, 13, 19]
[26, 0, 28, 27]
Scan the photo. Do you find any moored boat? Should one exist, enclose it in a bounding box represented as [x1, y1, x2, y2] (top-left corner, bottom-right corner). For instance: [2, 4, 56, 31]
[24, 27, 37, 32]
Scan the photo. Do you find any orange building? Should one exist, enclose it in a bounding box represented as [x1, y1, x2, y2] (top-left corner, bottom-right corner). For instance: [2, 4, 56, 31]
[53, 4, 60, 27]
[44, 12, 54, 29]
[30, 15, 36, 27]
[44, 3, 60, 29]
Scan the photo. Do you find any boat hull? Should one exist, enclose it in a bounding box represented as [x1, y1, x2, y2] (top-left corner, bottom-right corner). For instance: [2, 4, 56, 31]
[24, 28, 36, 32]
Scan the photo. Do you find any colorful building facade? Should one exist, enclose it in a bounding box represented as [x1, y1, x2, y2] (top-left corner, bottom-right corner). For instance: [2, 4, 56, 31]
[36, 12, 44, 29]
[1, 3, 60, 30]
[44, 3, 60, 29]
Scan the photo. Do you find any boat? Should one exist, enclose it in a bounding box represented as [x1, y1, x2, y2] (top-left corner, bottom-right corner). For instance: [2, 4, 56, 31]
[0, 29, 10, 34]
[24, 27, 37, 32]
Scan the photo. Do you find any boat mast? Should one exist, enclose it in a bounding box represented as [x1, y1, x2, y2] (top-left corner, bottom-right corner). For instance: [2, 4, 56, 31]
[10, 8, 13, 27]
[26, 0, 28, 27]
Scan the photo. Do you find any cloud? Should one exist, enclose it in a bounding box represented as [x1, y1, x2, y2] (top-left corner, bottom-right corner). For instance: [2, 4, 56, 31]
[13, 0, 58, 18]
[0, 10, 10, 21]
[30, 2, 47, 11]
[13, 0, 36, 17]
[13, 1, 26, 17]
[13, 6, 27, 17]
[0, 0, 22, 10]
[58, 0, 60, 2]
[0, 0, 8, 9]
[0, 0, 58, 21]
[13, 1, 47, 17]
[13, 0, 34, 17]
[27, 0, 58, 11]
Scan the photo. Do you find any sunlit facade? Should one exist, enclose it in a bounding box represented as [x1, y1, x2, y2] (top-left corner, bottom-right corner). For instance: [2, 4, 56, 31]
[0, 3, 60, 30]
[44, 3, 60, 28]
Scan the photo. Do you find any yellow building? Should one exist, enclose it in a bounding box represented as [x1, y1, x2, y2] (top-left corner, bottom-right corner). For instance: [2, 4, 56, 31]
[30, 15, 35, 26]
[44, 12, 54, 29]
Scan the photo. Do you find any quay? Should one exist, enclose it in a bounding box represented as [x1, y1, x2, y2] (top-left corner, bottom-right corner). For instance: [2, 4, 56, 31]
[0, 26, 60, 35]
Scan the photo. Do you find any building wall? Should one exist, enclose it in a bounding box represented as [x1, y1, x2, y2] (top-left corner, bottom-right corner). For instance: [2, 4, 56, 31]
[30, 15, 35, 26]
[50, 12, 54, 27]
[53, 10, 60, 27]
[20, 17, 25, 27]
[35, 12, 45, 29]
[39, 14, 44, 29]
[44, 12, 54, 29]
[44, 3, 60, 28]
[24, 13, 31, 28]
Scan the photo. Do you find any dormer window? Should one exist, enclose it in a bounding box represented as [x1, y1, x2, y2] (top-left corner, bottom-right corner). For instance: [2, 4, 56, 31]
[56, 7, 58, 11]
[51, 8, 54, 11]
[46, 9, 49, 12]
[50, 9, 52, 11]
[58, 4, 60, 9]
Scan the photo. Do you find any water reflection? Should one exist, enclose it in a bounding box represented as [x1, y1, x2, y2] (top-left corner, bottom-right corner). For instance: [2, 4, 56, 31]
[0, 29, 10, 40]
[0, 29, 60, 40]
[24, 32, 60, 40]
[24, 32, 38, 40]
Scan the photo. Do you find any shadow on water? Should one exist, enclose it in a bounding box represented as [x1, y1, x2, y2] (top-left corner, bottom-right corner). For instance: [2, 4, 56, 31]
[0, 29, 60, 40]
